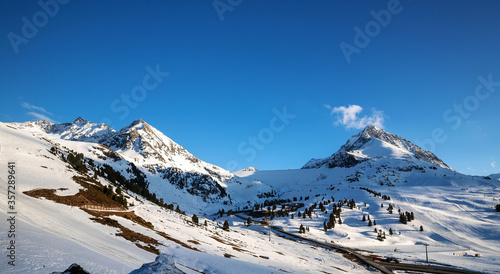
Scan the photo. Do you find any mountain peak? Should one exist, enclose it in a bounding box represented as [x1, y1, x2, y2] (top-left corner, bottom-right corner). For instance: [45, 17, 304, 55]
[72, 117, 88, 124]
[303, 126, 452, 170]
[123, 119, 148, 132]
[361, 124, 383, 136]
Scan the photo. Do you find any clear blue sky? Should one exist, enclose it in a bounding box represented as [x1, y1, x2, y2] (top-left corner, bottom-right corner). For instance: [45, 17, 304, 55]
[1, 1, 499, 175]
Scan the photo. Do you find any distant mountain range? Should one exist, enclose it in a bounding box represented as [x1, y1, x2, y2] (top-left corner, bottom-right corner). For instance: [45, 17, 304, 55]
[9, 118, 485, 207]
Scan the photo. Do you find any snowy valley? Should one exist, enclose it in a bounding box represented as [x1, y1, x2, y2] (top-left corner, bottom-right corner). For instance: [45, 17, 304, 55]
[1, 119, 499, 273]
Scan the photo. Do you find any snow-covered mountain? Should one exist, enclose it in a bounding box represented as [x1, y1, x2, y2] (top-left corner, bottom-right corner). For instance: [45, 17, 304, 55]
[15, 117, 116, 143]
[12, 118, 233, 205]
[303, 125, 452, 170]
[1, 119, 499, 273]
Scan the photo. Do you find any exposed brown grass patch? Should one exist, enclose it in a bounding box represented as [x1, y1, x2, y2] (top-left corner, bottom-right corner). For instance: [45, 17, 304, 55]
[330, 265, 347, 272]
[86, 210, 154, 230]
[157, 231, 200, 252]
[23, 176, 125, 210]
[187, 239, 200, 245]
[90, 216, 160, 255]
[223, 253, 234, 258]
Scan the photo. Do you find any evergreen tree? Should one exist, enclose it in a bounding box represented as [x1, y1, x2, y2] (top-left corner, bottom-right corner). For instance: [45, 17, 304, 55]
[192, 214, 199, 225]
[362, 215, 366, 222]
[496, 204, 500, 212]
[420, 225, 424, 231]
[399, 213, 407, 224]
[368, 220, 372, 226]
[204, 220, 208, 226]
[299, 224, 305, 234]
[247, 217, 252, 226]
[223, 220, 230, 231]
[373, 220, 376, 225]
[389, 228, 393, 235]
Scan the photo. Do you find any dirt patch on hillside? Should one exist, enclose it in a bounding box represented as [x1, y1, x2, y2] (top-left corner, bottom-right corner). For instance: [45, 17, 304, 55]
[23, 176, 125, 209]
[157, 231, 200, 252]
[85, 210, 154, 230]
[90, 216, 160, 255]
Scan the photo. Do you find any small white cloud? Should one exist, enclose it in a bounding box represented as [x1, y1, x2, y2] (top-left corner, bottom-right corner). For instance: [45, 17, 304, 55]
[27, 112, 56, 123]
[492, 162, 496, 168]
[328, 104, 384, 130]
[467, 167, 473, 170]
[21, 102, 52, 115]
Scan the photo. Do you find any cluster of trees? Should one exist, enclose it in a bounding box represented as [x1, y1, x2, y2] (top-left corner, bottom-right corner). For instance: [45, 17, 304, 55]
[259, 198, 291, 208]
[299, 224, 309, 234]
[376, 228, 386, 241]
[292, 196, 310, 202]
[399, 211, 415, 224]
[217, 209, 233, 218]
[386, 203, 394, 214]
[324, 212, 339, 231]
[101, 185, 127, 208]
[65, 151, 88, 173]
[359, 187, 391, 200]
[362, 215, 376, 226]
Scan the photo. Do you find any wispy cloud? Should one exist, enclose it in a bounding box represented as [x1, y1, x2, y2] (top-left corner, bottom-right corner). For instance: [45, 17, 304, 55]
[26, 112, 56, 123]
[21, 102, 53, 115]
[492, 162, 496, 168]
[326, 104, 384, 130]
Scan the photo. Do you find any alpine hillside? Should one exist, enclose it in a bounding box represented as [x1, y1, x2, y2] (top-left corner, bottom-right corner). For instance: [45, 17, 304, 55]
[1, 119, 499, 273]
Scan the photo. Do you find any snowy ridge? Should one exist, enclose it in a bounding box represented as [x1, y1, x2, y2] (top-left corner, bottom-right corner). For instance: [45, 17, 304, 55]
[11, 118, 234, 204]
[303, 125, 452, 170]
[14, 117, 116, 143]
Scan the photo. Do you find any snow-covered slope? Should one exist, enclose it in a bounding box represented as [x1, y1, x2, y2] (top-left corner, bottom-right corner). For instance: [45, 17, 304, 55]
[2, 119, 499, 273]
[0, 121, 364, 273]
[303, 125, 452, 170]
[9, 118, 234, 208]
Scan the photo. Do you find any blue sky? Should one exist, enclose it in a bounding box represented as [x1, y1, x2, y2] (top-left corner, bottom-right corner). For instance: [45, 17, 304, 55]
[1, 0, 499, 175]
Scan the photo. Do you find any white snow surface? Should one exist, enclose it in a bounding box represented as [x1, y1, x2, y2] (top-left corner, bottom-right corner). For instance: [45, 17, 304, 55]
[1, 120, 499, 273]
